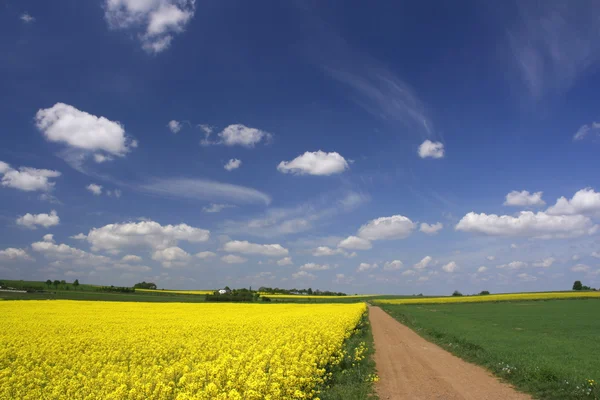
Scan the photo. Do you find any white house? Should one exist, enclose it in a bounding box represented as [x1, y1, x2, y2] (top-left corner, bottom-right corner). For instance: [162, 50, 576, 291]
[218, 289, 227, 294]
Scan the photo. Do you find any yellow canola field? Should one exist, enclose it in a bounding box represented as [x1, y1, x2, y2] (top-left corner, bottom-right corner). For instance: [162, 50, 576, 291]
[261, 294, 377, 299]
[374, 291, 600, 305]
[0, 301, 366, 400]
[136, 289, 213, 295]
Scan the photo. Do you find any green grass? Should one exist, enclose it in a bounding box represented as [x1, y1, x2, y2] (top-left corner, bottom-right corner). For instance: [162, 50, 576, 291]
[378, 300, 600, 399]
[318, 311, 378, 400]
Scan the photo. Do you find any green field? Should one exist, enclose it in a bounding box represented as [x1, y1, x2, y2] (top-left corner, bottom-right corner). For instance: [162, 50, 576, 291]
[378, 300, 600, 399]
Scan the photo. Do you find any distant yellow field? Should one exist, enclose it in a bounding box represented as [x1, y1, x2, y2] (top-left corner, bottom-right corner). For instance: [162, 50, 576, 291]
[136, 288, 213, 295]
[374, 291, 600, 305]
[263, 294, 378, 299]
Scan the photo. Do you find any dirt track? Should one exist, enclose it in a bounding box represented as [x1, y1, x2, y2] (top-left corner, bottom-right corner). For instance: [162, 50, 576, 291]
[368, 306, 531, 400]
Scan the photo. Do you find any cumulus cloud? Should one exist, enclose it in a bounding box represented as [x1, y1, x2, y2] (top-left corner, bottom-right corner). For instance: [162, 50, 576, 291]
[504, 190, 545, 207]
[93, 154, 112, 163]
[442, 261, 458, 273]
[199, 124, 271, 147]
[0, 248, 35, 261]
[413, 256, 432, 270]
[419, 222, 443, 235]
[277, 151, 349, 176]
[311, 246, 354, 257]
[455, 211, 596, 238]
[104, 0, 195, 53]
[418, 140, 444, 158]
[71, 233, 87, 240]
[402, 269, 416, 276]
[43, 234, 54, 243]
[86, 220, 210, 252]
[486, 255, 495, 261]
[547, 188, 600, 216]
[477, 266, 488, 273]
[195, 251, 216, 259]
[223, 240, 288, 257]
[357, 262, 378, 272]
[591, 252, 600, 258]
[224, 159, 242, 171]
[497, 261, 528, 270]
[338, 236, 372, 250]
[151, 246, 191, 268]
[300, 263, 331, 271]
[277, 257, 293, 266]
[517, 273, 537, 282]
[358, 215, 416, 240]
[35, 103, 135, 157]
[292, 270, 316, 280]
[32, 241, 110, 266]
[573, 122, 600, 140]
[21, 13, 35, 23]
[87, 184, 103, 196]
[221, 254, 247, 264]
[16, 210, 60, 229]
[533, 257, 555, 268]
[202, 204, 234, 213]
[0, 162, 61, 192]
[571, 264, 590, 272]
[121, 254, 143, 263]
[383, 260, 403, 271]
[167, 120, 182, 133]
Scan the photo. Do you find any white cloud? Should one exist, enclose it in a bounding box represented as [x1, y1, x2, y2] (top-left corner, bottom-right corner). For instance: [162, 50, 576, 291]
[338, 236, 372, 250]
[71, 233, 87, 240]
[87, 184, 103, 196]
[277, 151, 349, 176]
[383, 260, 403, 271]
[574, 122, 600, 141]
[418, 140, 444, 159]
[140, 178, 271, 205]
[571, 264, 590, 272]
[357, 262, 378, 272]
[220, 254, 247, 264]
[547, 188, 600, 216]
[104, 0, 195, 54]
[16, 210, 60, 229]
[223, 240, 288, 257]
[358, 215, 416, 240]
[486, 255, 495, 261]
[497, 261, 528, 270]
[277, 257, 293, 266]
[413, 256, 432, 270]
[442, 261, 458, 273]
[21, 13, 35, 23]
[202, 203, 234, 213]
[0, 162, 61, 192]
[151, 246, 191, 268]
[224, 159, 242, 171]
[402, 269, 416, 276]
[477, 266, 488, 273]
[0, 248, 34, 261]
[420, 222, 443, 235]
[511, 243, 518, 249]
[43, 234, 54, 243]
[300, 263, 330, 271]
[32, 241, 109, 266]
[311, 246, 355, 257]
[107, 189, 122, 198]
[504, 190, 545, 207]
[292, 270, 316, 280]
[167, 120, 182, 133]
[517, 273, 537, 282]
[86, 220, 210, 252]
[455, 211, 596, 238]
[36, 103, 135, 156]
[93, 153, 112, 163]
[195, 251, 216, 259]
[591, 252, 600, 258]
[121, 254, 143, 263]
[533, 257, 555, 268]
[203, 124, 272, 147]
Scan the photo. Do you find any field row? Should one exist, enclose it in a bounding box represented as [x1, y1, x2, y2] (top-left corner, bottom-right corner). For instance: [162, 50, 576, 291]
[373, 291, 600, 305]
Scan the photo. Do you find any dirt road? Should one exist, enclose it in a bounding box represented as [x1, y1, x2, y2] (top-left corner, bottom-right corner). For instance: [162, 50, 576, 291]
[368, 305, 531, 400]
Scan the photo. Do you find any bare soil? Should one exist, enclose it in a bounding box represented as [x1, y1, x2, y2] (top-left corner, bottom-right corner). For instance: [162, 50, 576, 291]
[368, 305, 531, 400]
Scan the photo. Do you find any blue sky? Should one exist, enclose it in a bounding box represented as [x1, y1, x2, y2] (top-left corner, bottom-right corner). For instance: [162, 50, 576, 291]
[1, 0, 600, 294]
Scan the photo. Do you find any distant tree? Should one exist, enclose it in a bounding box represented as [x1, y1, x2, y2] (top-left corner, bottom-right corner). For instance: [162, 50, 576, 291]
[133, 281, 157, 290]
[479, 290, 490, 295]
[46, 279, 52, 288]
[53, 280, 60, 289]
[307, 288, 313, 295]
[573, 280, 583, 291]
[73, 279, 79, 289]
[582, 285, 592, 290]
[452, 290, 463, 297]
[60, 280, 66, 286]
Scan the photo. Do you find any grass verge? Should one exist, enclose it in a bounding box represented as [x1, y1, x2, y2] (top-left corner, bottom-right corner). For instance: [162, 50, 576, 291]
[378, 301, 600, 400]
[317, 309, 379, 400]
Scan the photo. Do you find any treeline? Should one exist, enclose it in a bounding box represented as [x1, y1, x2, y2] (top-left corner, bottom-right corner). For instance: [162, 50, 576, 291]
[258, 287, 347, 296]
[205, 288, 260, 302]
[133, 281, 157, 289]
[95, 286, 135, 293]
